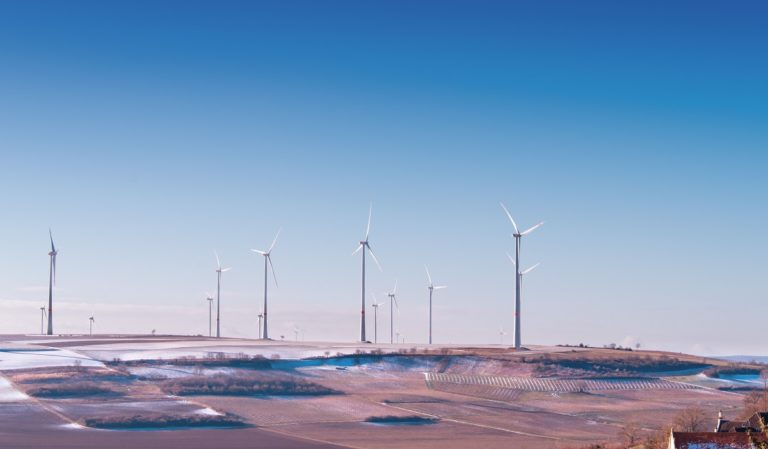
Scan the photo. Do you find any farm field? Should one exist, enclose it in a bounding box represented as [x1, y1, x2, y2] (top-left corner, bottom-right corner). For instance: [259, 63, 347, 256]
[0, 335, 751, 448]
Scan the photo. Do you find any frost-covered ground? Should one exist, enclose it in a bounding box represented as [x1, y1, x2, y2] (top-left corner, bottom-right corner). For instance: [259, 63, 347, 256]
[0, 375, 28, 402]
[0, 347, 103, 370]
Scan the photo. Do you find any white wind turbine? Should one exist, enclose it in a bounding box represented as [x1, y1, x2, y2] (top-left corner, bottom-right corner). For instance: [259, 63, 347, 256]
[386, 280, 399, 344]
[500, 203, 543, 350]
[251, 228, 280, 340]
[352, 203, 382, 342]
[205, 293, 214, 337]
[89, 315, 95, 336]
[39, 306, 47, 335]
[425, 266, 447, 345]
[47, 229, 58, 335]
[214, 252, 232, 338]
[507, 254, 540, 297]
[499, 327, 507, 345]
[371, 293, 385, 344]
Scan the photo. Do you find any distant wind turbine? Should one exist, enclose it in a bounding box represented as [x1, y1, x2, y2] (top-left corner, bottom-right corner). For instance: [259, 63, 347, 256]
[499, 327, 507, 345]
[39, 306, 46, 335]
[214, 252, 232, 338]
[425, 266, 447, 345]
[89, 315, 95, 336]
[386, 280, 399, 344]
[205, 293, 214, 337]
[371, 294, 385, 344]
[251, 228, 280, 340]
[352, 203, 382, 342]
[47, 229, 57, 335]
[500, 203, 543, 350]
[507, 254, 540, 297]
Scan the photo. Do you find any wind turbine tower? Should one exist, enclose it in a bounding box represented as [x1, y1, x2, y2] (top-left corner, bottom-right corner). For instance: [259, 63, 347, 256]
[39, 306, 46, 335]
[252, 229, 280, 339]
[47, 230, 58, 335]
[214, 252, 232, 338]
[425, 266, 447, 345]
[89, 315, 95, 336]
[205, 293, 214, 337]
[352, 203, 382, 342]
[371, 294, 384, 344]
[386, 280, 398, 344]
[500, 203, 543, 350]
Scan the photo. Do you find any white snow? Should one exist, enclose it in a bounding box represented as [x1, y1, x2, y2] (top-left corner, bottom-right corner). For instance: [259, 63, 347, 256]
[0, 348, 103, 371]
[0, 375, 28, 402]
[195, 407, 223, 416]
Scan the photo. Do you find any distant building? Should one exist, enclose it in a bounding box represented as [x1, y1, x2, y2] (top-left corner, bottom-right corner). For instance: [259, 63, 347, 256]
[669, 411, 768, 448]
[715, 410, 768, 433]
[668, 431, 768, 449]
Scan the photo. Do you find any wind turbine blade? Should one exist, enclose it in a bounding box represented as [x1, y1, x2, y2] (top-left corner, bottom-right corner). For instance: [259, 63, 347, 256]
[49, 229, 56, 252]
[221, 267, 232, 272]
[268, 228, 282, 253]
[352, 244, 363, 256]
[499, 202, 519, 234]
[522, 262, 541, 275]
[434, 285, 447, 290]
[521, 222, 544, 236]
[367, 246, 383, 272]
[365, 202, 372, 240]
[424, 265, 433, 286]
[393, 296, 399, 310]
[267, 255, 278, 287]
[393, 279, 398, 294]
[214, 251, 221, 269]
[506, 252, 515, 265]
[251, 249, 267, 255]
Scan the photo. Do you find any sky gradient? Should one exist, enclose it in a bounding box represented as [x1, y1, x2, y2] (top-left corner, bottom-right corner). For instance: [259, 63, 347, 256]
[0, 1, 766, 355]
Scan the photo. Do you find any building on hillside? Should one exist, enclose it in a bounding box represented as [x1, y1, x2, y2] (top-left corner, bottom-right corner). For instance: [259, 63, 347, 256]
[715, 410, 768, 433]
[669, 411, 768, 448]
[669, 431, 768, 448]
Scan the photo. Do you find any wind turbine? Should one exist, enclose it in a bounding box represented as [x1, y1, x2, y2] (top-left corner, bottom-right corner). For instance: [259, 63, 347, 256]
[500, 203, 543, 350]
[371, 294, 385, 344]
[499, 327, 507, 345]
[425, 266, 446, 345]
[507, 254, 540, 297]
[293, 326, 301, 342]
[39, 306, 46, 335]
[89, 315, 95, 336]
[205, 293, 214, 337]
[46, 229, 57, 335]
[386, 280, 399, 344]
[251, 228, 280, 340]
[214, 252, 232, 338]
[352, 203, 382, 342]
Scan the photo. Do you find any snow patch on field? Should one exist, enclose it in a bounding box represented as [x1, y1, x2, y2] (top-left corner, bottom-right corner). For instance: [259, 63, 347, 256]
[195, 407, 223, 416]
[0, 348, 102, 371]
[0, 376, 28, 402]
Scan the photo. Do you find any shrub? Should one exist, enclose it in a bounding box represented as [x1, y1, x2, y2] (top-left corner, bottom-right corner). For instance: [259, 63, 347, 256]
[365, 415, 438, 424]
[161, 373, 341, 396]
[80, 413, 246, 429]
[26, 382, 119, 398]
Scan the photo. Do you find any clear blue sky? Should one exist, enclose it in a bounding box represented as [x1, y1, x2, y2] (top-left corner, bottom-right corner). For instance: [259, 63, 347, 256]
[0, 1, 766, 354]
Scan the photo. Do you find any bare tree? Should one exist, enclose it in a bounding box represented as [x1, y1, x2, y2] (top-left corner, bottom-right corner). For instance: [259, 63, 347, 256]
[674, 406, 709, 432]
[619, 421, 642, 447]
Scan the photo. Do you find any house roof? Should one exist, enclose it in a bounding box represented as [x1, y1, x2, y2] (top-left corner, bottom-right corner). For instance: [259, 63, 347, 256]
[671, 432, 753, 449]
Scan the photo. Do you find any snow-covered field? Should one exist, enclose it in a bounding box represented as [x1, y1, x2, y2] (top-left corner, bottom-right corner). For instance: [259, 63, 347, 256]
[0, 348, 103, 371]
[0, 375, 28, 402]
